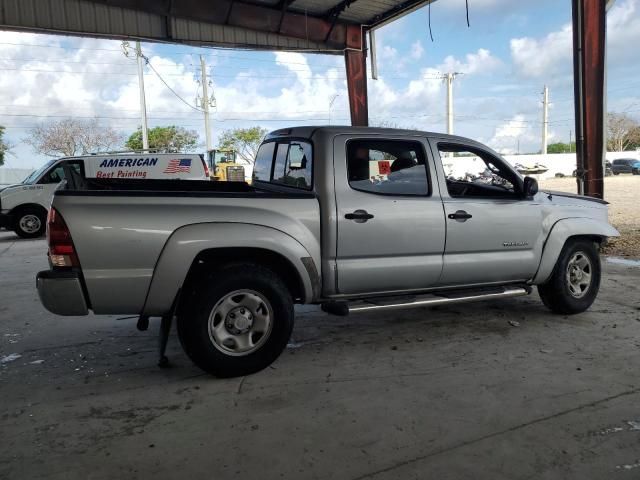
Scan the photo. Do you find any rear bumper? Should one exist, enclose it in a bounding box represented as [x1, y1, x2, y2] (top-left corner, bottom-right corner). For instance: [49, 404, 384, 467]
[36, 270, 89, 316]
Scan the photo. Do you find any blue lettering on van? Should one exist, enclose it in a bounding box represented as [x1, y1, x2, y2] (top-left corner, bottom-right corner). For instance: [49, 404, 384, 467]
[98, 158, 158, 168]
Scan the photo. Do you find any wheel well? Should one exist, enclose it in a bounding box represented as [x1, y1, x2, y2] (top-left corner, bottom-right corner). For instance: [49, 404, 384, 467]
[181, 247, 306, 304]
[566, 234, 606, 247]
[11, 203, 48, 218]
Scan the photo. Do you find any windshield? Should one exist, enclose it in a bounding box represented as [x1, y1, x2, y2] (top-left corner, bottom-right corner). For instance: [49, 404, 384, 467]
[22, 159, 58, 184]
[214, 151, 235, 164]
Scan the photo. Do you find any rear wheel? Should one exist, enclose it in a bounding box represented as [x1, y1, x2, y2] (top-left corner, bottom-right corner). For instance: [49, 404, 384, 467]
[538, 239, 601, 314]
[177, 263, 294, 377]
[13, 207, 46, 238]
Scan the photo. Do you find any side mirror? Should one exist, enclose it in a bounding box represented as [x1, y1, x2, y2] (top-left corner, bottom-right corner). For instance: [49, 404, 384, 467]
[523, 176, 538, 198]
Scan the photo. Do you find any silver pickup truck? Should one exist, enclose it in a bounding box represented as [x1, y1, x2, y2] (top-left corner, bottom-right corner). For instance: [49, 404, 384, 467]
[37, 127, 619, 377]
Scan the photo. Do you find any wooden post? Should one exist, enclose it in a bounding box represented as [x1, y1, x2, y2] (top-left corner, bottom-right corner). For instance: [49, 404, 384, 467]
[572, 0, 606, 198]
[345, 25, 368, 126]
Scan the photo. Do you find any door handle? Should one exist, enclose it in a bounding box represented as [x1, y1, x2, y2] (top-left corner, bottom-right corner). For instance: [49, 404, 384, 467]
[448, 210, 472, 222]
[345, 209, 374, 223]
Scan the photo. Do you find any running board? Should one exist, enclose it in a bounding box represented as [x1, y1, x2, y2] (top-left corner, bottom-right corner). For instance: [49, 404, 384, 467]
[322, 286, 530, 316]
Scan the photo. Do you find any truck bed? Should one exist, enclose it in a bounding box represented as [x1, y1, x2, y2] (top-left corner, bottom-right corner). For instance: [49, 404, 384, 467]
[52, 178, 321, 314]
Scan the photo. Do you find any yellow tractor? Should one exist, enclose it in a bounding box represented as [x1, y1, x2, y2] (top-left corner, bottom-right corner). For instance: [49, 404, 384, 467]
[207, 149, 246, 182]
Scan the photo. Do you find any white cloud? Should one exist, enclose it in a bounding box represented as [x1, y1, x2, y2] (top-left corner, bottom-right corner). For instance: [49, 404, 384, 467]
[379, 45, 398, 61]
[437, 48, 502, 75]
[510, 0, 640, 78]
[510, 24, 572, 79]
[606, 0, 640, 66]
[487, 115, 539, 154]
[410, 41, 424, 60]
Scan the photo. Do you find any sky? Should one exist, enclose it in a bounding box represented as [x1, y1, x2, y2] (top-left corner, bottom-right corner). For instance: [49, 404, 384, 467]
[1, 0, 639, 169]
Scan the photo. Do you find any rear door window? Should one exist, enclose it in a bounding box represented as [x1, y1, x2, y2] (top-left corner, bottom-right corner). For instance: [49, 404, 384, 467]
[346, 139, 430, 196]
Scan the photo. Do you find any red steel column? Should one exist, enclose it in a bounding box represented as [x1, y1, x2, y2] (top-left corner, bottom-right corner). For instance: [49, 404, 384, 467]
[572, 0, 606, 198]
[344, 25, 368, 126]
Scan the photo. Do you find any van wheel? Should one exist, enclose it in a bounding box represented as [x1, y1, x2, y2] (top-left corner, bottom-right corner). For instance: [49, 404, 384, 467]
[177, 263, 294, 377]
[538, 239, 601, 314]
[13, 207, 46, 238]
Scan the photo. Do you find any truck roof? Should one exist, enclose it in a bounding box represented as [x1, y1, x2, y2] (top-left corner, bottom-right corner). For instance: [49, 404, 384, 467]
[265, 126, 479, 145]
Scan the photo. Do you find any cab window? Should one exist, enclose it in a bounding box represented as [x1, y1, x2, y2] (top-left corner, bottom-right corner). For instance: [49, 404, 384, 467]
[253, 142, 276, 183]
[253, 140, 313, 190]
[272, 142, 312, 189]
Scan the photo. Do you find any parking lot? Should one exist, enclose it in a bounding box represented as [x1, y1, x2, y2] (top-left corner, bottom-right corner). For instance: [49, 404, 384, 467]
[1, 231, 640, 479]
[539, 176, 640, 257]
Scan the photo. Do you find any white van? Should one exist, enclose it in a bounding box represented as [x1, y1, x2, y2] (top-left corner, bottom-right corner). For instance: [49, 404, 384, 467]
[0, 153, 209, 238]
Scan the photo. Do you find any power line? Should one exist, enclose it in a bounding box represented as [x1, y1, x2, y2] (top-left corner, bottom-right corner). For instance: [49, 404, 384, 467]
[145, 59, 204, 113]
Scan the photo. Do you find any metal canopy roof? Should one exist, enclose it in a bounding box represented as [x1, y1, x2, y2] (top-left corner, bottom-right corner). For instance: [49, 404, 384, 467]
[0, 0, 434, 52]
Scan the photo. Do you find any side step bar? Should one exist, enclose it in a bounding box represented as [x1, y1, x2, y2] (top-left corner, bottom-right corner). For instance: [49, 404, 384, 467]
[322, 286, 531, 316]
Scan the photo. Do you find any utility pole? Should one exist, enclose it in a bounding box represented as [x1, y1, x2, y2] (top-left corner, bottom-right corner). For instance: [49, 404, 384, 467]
[569, 130, 573, 153]
[135, 41, 149, 150]
[541, 85, 549, 154]
[199, 55, 213, 152]
[446, 73, 454, 135]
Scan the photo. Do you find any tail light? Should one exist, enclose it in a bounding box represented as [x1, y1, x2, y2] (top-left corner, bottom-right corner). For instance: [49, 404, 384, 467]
[47, 208, 79, 268]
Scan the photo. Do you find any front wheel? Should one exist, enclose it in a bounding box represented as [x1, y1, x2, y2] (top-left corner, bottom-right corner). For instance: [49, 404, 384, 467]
[538, 239, 601, 314]
[13, 207, 46, 238]
[177, 263, 294, 377]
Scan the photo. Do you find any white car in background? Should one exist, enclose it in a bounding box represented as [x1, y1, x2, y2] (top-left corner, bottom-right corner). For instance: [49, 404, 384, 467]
[0, 153, 209, 238]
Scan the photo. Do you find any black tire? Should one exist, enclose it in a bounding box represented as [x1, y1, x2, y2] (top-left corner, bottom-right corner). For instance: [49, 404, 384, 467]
[13, 207, 46, 238]
[538, 239, 601, 314]
[177, 263, 294, 377]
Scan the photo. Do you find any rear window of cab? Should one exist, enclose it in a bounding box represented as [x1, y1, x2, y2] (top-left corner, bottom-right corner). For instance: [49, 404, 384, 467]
[253, 140, 313, 190]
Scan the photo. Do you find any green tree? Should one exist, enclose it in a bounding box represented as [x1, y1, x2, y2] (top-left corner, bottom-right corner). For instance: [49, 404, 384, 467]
[218, 127, 268, 163]
[125, 126, 199, 153]
[0, 126, 9, 166]
[547, 142, 575, 154]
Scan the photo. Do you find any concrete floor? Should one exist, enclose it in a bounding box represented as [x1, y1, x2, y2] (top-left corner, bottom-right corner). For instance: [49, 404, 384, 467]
[1, 231, 640, 480]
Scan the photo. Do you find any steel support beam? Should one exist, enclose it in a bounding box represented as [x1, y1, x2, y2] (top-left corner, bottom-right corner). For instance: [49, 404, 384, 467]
[93, 0, 359, 49]
[572, 0, 606, 198]
[345, 26, 368, 126]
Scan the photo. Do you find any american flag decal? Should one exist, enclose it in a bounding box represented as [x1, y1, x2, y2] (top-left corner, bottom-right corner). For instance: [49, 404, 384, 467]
[163, 158, 192, 174]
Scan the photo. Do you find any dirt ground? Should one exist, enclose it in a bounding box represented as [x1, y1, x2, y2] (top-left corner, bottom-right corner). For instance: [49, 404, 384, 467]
[539, 176, 640, 257]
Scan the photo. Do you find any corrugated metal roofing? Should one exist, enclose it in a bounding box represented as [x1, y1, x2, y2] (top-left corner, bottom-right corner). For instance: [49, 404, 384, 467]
[0, 0, 434, 51]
